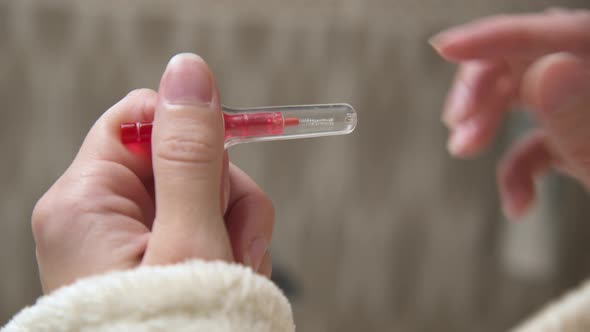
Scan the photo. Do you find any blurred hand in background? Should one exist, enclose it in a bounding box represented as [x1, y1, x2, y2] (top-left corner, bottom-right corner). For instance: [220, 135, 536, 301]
[432, 9, 590, 220]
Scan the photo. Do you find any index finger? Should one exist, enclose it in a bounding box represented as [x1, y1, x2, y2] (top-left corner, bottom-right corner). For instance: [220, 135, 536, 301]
[431, 10, 590, 62]
[74, 88, 157, 183]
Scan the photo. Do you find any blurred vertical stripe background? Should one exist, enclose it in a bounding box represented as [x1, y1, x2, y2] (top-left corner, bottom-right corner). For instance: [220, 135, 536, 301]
[1, 1, 589, 330]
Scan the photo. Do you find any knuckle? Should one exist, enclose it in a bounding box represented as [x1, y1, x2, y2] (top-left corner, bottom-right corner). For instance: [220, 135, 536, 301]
[155, 135, 219, 165]
[484, 15, 532, 47]
[31, 194, 53, 240]
[31, 192, 77, 247]
[127, 88, 157, 99]
[544, 8, 590, 32]
[31, 176, 99, 246]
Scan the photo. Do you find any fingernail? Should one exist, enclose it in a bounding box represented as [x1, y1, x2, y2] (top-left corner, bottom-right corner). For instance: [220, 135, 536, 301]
[161, 53, 213, 106]
[544, 64, 590, 113]
[429, 28, 462, 54]
[428, 34, 446, 53]
[244, 237, 267, 271]
[443, 81, 471, 126]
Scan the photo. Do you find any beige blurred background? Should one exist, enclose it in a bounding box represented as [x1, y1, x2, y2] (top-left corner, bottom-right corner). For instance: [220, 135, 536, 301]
[2, 0, 590, 331]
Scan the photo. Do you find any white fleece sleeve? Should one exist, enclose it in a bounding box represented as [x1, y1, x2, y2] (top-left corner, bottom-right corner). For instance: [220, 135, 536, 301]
[512, 279, 590, 332]
[2, 260, 294, 332]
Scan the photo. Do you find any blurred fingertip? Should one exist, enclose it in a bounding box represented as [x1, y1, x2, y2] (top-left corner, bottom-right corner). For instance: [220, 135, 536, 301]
[447, 131, 462, 156]
[429, 40, 456, 61]
[428, 35, 445, 53]
[502, 204, 522, 221]
[428, 31, 469, 62]
[501, 185, 534, 221]
[441, 114, 455, 128]
[502, 201, 532, 222]
[501, 194, 521, 221]
[447, 128, 478, 158]
[442, 81, 472, 126]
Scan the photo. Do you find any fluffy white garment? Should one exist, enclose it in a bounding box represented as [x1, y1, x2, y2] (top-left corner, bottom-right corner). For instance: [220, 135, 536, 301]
[2, 260, 294, 332]
[512, 279, 590, 332]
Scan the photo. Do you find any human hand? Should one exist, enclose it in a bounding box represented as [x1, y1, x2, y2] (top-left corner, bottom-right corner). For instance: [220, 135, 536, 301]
[431, 9, 590, 219]
[32, 54, 273, 293]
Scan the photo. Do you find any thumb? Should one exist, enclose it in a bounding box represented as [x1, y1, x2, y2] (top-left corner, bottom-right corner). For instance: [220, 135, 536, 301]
[144, 53, 232, 265]
[522, 52, 590, 186]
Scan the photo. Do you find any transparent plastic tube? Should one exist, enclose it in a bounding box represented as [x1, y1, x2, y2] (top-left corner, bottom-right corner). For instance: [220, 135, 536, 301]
[121, 103, 357, 149]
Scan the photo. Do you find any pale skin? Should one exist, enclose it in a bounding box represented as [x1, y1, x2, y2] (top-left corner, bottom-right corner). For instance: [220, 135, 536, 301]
[32, 54, 273, 293]
[431, 8, 590, 220]
[33, 9, 590, 293]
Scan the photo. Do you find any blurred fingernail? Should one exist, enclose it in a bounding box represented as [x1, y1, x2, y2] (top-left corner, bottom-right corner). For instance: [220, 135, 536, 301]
[161, 53, 213, 106]
[429, 28, 462, 53]
[244, 237, 267, 271]
[544, 64, 590, 113]
[428, 35, 444, 52]
[443, 81, 471, 126]
[428, 31, 452, 52]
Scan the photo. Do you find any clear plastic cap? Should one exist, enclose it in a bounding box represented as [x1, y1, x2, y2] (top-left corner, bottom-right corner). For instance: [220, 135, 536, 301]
[222, 104, 357, 148]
